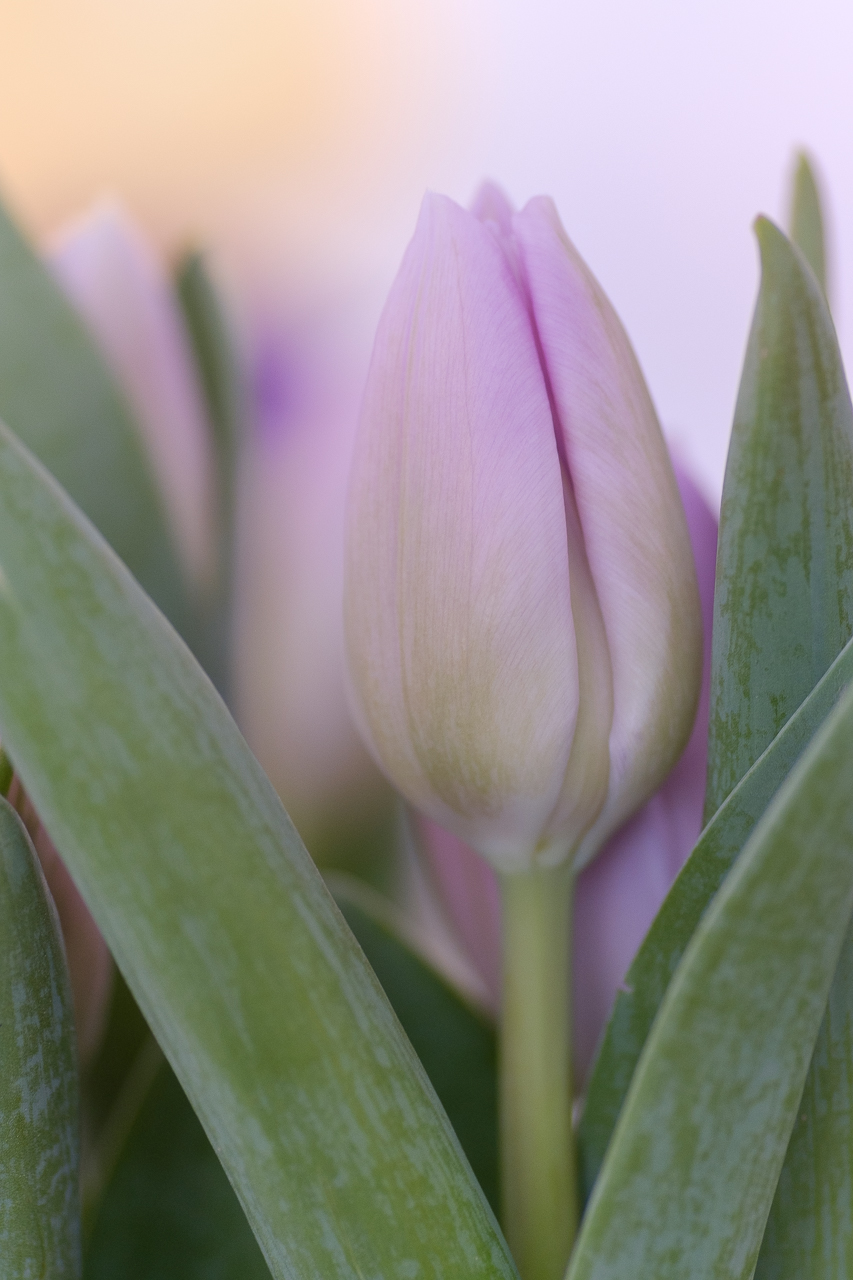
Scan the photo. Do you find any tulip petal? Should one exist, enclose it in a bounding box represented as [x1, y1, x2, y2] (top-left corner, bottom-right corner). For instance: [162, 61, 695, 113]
[51, 205, 215, 593]
[418, 465, 716, 1084]
[514, 197, 703, 864]
[345, 193, 578, 871]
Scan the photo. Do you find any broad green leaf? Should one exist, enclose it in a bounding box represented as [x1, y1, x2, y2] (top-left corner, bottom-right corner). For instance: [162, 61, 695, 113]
[0, 796, 80, 1276]
[0, 421, 516, 1280]
[578, 629, 853, 1200]
[87, 883, 500, 1277]
[705, 216, 853, 822]
[789, 152, 828, 295]
[752, 155, 853, 1280]
[85, 1060, 271, 1280]
[567, 679, 853, 1280]
[754, 911, 853, 1279]
[333, 878, 499, 1214]
[0, 197, 193, 642]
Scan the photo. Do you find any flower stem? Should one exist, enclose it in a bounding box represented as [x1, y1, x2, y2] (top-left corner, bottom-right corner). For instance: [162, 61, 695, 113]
[500, 862, 575, 1280]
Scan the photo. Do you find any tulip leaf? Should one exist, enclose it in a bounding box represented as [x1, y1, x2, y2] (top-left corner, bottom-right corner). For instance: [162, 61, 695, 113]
[0, 197, 193, 642]
[789, 152, 828, 295]
[175, 250, 241, 565]
[753, 911, 853, 1279]
[568, 678, 853, 1280]
[174, 250, 244, 700]
[0, 421, 516, 1280]
[86, 884, 501, 1277]
[333, 877, 500, 1214]
[705, 216, 853, 823]
[749, 158, 853, 1280]
[0, 796, 81, 1277]
[579, 627, 853, 1199]
[84, 1059, 271, 1280]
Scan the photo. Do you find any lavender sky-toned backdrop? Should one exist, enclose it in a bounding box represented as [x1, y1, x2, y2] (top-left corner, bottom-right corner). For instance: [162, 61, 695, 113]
[2, 0, 851, 503]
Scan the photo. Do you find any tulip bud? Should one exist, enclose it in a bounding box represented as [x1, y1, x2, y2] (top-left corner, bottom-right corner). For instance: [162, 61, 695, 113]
[344, 189, 702, 873]
[417, 465, 718, 1080]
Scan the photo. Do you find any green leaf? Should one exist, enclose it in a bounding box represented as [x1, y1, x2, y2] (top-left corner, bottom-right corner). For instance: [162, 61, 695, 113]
[86, 883, 497, 1277]
[579, 627, 853, 1199]
[84, 1060, 271, 1280]
[567, 679, 853, 1280]
[0, 796, 80, 1276]
[175, 251, 242, 699]
[333, 877, 500, 1214]
[754, 911, 853, 1279]
[0, 421, 516, 1280]
[789, 152, 828, 296]
[705, 216, 853, 823]
[175, 250, 241, 567]
[0, 197, 193, 642]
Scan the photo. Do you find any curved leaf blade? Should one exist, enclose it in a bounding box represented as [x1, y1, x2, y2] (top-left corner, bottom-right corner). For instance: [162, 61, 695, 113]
[0, 797, 80, 1276]
[579, 629, 853, 1198]
[334, 879, 500, 1214]
[0, 422, 516, 1280]
[751, 160, 853, 1280]
[567, 680, 853, 1280]
[754, 911, 853, 1279]
[705, 216, 853, 822]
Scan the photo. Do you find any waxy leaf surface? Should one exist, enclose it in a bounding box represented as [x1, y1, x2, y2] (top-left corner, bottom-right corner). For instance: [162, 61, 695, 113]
[0, 797, 80, 1277]
[579, 629, 853, 1197]
[705, 216, 853, 821]
[335, 881, 499, 1213]
[753, 172, 853, 1280]
[568, 680, 853, 1280]
[0, 422, 517, 1280]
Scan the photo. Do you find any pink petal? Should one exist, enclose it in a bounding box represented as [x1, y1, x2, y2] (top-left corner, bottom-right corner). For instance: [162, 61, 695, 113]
[418, 465, 717, 1084]
[345, 193, 579, 870]
[50, 204, 215, 593]
[513, 197, 703, 865]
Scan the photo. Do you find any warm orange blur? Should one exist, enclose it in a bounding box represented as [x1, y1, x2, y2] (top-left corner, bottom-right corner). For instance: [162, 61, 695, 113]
[0, 0, 471, 253]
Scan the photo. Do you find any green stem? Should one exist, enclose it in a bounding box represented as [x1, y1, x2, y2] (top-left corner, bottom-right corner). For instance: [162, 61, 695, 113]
[500, 862, 575, 1280]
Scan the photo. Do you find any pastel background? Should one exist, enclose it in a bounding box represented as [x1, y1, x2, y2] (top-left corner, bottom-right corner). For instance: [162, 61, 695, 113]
[2, 0, 851, 500]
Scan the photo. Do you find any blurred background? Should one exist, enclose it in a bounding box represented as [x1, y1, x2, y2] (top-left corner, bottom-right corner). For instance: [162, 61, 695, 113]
[3, 0, 852, 508]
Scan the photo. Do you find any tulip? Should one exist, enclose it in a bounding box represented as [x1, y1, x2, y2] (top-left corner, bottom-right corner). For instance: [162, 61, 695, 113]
[30, 204, 220, 1068]
[344, 185, 703, 1280]
[49, 202, 216, 595]
[344, 187, 702, 876]
[417, 465, 718, 1082]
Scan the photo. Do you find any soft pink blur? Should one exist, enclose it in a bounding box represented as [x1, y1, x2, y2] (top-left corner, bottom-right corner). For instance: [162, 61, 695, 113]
[49, 203, 216, 595]
[231, 299, 392, 855]
[418, 465, 717, 1084]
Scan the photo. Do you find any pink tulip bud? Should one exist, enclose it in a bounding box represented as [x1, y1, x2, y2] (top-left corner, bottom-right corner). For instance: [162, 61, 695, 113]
[417, 465, 717, 1080]
[344, 188, 703, 872]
